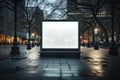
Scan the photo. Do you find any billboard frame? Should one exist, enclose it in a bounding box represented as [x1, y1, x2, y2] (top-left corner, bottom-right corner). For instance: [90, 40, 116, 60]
[40, 20, 80, 58]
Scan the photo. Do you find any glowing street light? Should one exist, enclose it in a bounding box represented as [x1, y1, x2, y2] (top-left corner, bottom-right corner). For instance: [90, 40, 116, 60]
[94, 28, 99, 50]
[31, 33, 35, 37]
[36, 36, 38, 38]
[94, 28, 98, 34]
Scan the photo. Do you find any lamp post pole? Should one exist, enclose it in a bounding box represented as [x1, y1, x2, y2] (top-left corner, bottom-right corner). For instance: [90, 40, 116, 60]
[31, 33, 35, 47]
[27, 24, 31, 50]
[94, 28, 99, 50]
[10, 1, 20, 56]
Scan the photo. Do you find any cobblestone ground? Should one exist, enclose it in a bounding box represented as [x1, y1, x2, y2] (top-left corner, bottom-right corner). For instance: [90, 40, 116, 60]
[0, 45, 120, 80]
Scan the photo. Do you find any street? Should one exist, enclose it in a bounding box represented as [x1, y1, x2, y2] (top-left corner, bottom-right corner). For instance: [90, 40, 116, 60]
[0, 45, 120, 80]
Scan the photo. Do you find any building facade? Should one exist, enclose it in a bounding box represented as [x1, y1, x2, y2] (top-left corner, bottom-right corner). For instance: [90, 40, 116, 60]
[0, 0, 27, 45]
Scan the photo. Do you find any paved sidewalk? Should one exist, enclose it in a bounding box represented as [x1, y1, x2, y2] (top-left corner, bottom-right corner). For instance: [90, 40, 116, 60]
[0, 45, 120, 80]
[0, 45, 26, 60]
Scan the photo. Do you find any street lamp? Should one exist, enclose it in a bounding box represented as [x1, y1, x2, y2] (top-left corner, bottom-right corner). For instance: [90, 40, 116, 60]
[27, 27, 31, 50]
[26, 17, 35, 50]
[36, 35, 38, 38]
[31, 33, 35, 47]
[10, 1, 20, 56]
[31, 33, 35, 37]
[94, 28, 99, 50]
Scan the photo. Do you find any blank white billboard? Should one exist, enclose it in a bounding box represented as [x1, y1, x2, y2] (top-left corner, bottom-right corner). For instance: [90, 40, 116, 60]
[42, 21, 79, 49]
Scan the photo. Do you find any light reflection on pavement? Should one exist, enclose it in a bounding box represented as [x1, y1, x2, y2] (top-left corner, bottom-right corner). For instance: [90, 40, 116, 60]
[27, 47, 40, 59]
[81, 46, 109, 77]
[0, 45, 120, 80]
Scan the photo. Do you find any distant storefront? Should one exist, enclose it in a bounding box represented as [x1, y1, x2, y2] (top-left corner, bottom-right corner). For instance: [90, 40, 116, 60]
[0, 34, 26, 45]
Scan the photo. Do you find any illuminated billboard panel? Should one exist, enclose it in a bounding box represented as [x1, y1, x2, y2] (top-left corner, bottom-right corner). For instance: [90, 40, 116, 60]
[42, 21, 79, 49]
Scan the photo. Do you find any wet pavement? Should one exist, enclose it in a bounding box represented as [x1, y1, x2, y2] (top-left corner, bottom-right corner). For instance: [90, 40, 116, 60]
[0, 45, 120, 80]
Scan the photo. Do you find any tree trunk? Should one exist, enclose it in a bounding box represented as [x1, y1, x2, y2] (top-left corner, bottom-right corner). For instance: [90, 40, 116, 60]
[91, 9, 109, 46]
[91, 23, 95, 46]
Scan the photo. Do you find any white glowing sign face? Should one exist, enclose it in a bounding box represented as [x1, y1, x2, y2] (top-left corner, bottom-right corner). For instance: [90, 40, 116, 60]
[42, 21, 79, 49]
